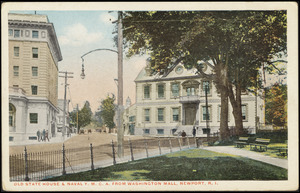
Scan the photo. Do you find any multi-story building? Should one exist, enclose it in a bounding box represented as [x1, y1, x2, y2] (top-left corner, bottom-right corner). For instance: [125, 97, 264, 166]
[123, 60, 265, 137]
[56, 99, 70, 136]
[8, 13, 62, 142]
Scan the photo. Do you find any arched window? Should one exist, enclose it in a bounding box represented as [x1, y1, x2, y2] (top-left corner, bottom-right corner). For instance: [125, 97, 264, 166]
[9, 103, 16, 128]
[182, 80, 200, 96]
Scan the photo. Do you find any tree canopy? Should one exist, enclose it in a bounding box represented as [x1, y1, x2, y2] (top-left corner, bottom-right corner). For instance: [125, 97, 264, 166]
[99, 94, 116, 131]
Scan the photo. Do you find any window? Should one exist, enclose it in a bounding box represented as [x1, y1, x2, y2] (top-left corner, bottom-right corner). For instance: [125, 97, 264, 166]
[14, 47, 19, 57]
[32, 67, 38, 76]
[172, 108, 179, 122]
[171, 83, 180, 97]
[144, 85, 151, 99]
[13, 66, 19, 76]
[202, 81, 210, 94]
[32, 31, 39, 38]
[186, 87, 196, 96]
[13, 85, 19, 87]
[202, 106, 211, 121]
[144, 129, 150, 135]
[157, 108, 164, 122]
[14, 30, 20, 38]
[32, 48, 38, 58]
[157, 84, 165, 98]
[144, 109, 150, 122]
[157, 129, 164, 135]
[242, 104, 247, 121]
[9, 29, 13, 36]
[9, 104, 16, 127]
[202, 128, 211, 134]
[129, 116, 135, 122]
[30, 113, 38, 124]
[31, 85, 38, 95]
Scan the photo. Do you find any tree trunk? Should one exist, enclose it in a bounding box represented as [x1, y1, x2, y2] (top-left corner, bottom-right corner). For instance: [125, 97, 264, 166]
[228, 84, 244, 136]
[220, 89, 230, 140]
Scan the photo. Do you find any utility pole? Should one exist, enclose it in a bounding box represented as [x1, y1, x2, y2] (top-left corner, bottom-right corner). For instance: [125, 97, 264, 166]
[117, 11, 124, 157]
[77, 104, 79, 134]
[59, 71, 73, 140]
[205, 84, 210, 138]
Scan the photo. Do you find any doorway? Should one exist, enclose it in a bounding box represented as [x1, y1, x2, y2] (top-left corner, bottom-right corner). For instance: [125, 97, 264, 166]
[184, 104, 197, 125]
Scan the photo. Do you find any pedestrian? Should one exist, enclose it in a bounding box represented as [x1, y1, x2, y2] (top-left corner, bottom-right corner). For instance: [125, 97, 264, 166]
[193, 126, 196, 137]
[181, 130, 187, 145]
[42, 129, 46, 142]
[36, 130, 41, 142]
[44, 130, 50, 142]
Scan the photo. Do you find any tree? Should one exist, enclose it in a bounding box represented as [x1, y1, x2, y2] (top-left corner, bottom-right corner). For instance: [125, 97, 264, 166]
[69, 101, 93, 134]
[121, 11, 286, 139]
[100, 94, 116, 132]
[265, 84, 287, 127]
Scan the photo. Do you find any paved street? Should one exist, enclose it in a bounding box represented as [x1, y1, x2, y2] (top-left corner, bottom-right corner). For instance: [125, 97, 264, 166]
[203, 146, 288, 169]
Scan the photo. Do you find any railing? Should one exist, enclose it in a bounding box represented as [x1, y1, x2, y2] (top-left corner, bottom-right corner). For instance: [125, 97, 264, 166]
[179, 95, 200, 103]
[9, 137, 202, 181]
[9, 87, 26, 95]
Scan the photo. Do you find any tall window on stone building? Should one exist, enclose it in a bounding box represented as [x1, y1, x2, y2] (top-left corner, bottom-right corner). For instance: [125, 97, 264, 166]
[13, 66, 19, 76]
[202, 106, 211, 121]
[14, 29, 20, 38]
[144, 109, 150, 122]
[30, 113, 38, 124]
[242, 104, 248, 121]
[14, 47, 19, 57]
[157, 84, 165, 98]
[202, 80, 210, 94]
[186, 87, 196, 96]
[144, 85, 151, 99]
[32, 67, 38, 76]
[172, 108, 180, 122]
[171, 83, 180, 97]
[31, 85, 38, 95]
[9, 103, 16, 127]
[157, 108, 165, 122]
[32, 31, 39, 38]
[32, 48, 38, 58]
[9, 29, 13, 36]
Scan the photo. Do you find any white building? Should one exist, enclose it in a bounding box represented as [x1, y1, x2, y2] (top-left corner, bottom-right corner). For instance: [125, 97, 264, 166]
[8, 13, 62, 142]
[123, 60, 265, 137]
[56, 99, 70, 136]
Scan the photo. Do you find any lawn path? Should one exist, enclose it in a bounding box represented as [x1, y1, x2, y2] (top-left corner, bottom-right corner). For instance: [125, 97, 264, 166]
[203, 146, 288, 169]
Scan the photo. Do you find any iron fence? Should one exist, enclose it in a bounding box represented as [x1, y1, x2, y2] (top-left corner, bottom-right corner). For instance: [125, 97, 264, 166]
[9, 136, 207, 181]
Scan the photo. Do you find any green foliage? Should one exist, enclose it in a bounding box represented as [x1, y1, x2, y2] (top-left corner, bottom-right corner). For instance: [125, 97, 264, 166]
[100, 94, 116, 130]
[265, 84, 287, 126]
[69, 101, 93, 132]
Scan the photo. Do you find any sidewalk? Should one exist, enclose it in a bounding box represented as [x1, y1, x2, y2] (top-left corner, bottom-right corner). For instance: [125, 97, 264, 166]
[203, 146, 288, 169]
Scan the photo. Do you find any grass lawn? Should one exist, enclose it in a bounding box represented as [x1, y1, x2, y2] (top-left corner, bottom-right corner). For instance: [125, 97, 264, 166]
[46, 149, 287, 181]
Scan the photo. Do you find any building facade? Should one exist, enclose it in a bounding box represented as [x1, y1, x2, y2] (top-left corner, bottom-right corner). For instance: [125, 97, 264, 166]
[56, 99, 70, 136]
[8, 13, 62, 142]
[123, 60, 265, 137]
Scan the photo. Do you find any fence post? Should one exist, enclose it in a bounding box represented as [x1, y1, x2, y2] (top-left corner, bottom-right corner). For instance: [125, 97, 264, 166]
[158, 138, 162, 155]
[168, 138, 172, 153]
[90, 143, 94, 170]
[129, 138, 134, 161]
[177, 137, 182, 150]
[24, 146, 30, 181]
[62, 144, 66, 175]
[111, 140, 116, 165]
[187, 137, 190, 148]
[144, 139, 149, 158]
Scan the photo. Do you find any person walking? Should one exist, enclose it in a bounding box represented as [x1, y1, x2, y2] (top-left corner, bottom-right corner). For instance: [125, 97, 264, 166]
[193, 126, 196, 137]
[36, 130, 41, 142]
[42, 129, 46, 142]
[44, 130, 50, 142]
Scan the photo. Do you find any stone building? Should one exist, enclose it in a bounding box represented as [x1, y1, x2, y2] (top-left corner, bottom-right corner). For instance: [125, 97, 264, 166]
[56, 99, 70, 136]
[123, 59, 265, 137]
[8, 13, 62, 142]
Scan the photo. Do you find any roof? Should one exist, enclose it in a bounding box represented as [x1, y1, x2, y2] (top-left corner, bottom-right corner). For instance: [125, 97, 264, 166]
[8, 13, 49, 23]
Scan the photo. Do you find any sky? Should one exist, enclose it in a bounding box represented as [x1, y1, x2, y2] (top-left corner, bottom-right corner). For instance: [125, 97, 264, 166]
[10, 10, 148, 112]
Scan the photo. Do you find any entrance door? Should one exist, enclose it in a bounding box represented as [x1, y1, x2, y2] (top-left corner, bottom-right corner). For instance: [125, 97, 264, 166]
[185, 105, 197, 125]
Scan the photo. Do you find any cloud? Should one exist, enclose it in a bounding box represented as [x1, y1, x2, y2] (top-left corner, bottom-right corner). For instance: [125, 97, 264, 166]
[58, 23, 103, 46]
[99, 13, 116, 24]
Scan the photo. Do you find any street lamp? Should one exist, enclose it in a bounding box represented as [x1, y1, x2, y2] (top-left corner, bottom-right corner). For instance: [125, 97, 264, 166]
[79, 11, 124, 157]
